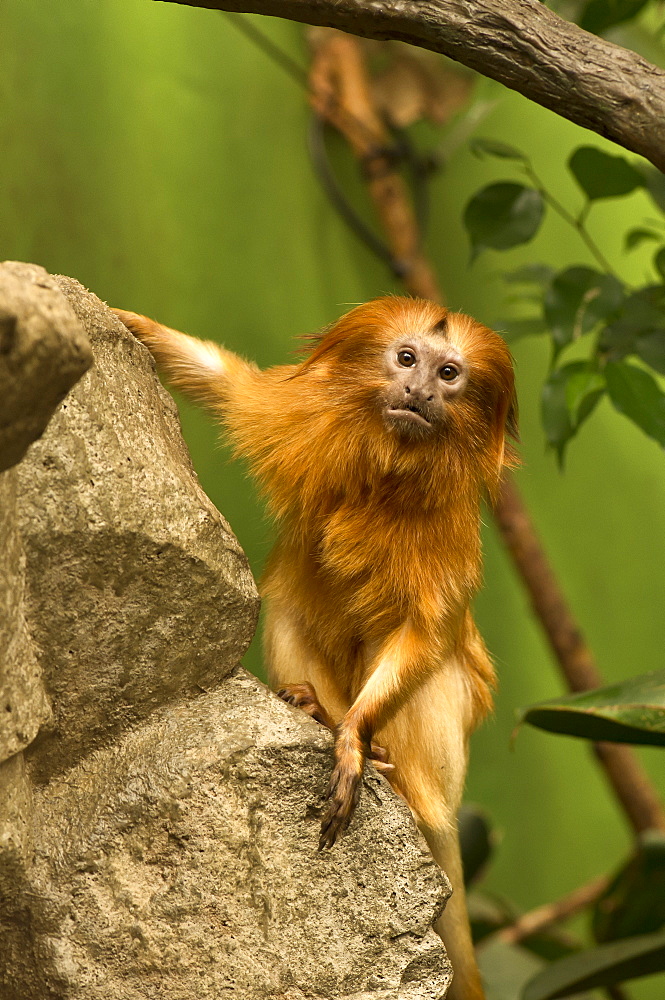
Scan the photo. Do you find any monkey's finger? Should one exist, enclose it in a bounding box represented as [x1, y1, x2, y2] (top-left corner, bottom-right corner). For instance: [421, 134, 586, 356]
[367, 742, 395, 773]
[276, 684, 335, 730]
[370, 760, 395, 773]
[319, 798, 355, 850]
[318, 766, 361, 850]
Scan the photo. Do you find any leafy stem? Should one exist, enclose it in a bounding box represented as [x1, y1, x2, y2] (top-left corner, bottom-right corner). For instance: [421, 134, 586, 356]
[522, 163, 622, 281]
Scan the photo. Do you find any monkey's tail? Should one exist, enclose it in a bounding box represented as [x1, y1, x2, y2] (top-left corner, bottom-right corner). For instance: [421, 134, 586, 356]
[421, 823, 487, 1000]
[113, 308, 257, 411]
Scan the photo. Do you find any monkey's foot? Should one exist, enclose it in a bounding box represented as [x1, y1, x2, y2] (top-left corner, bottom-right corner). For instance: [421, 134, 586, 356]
[276, 682, 335, 730]
[368, 742, 395, 774]
[319, 761, 362, 850]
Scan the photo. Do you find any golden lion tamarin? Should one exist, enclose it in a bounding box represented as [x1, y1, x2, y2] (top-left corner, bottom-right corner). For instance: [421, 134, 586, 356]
[114, 298, 517, 1000]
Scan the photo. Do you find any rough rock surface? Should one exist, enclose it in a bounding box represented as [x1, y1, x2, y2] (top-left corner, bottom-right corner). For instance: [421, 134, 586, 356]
[0, 265, 452, 1000]
[0, 261, 92, 765]
[12, 669, 449, 1000]
[0, 261, 92, 473]
[0, 469, 52, 763]
[14, 271, 259, 782]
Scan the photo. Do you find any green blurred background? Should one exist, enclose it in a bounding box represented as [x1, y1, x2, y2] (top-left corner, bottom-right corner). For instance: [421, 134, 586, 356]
[2, 2, 664, 994]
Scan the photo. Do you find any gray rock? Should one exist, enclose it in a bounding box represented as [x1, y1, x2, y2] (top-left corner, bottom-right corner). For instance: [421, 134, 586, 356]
[0, 260, 91, 764]
[0, 469, 52, 764]
[0, 261, 92, 473]
[20, 669, 450, 1000]
[15, 274, 260, 782]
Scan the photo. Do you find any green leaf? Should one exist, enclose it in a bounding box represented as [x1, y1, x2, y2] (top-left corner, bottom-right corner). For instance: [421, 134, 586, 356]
[605, 360, 665, 447]
[518, 668, 665, 746]
[600, 285, 665, 367]
[655, 246, 665, 282]
[544, 267, 623, 354]
[568, 147, 645, 201]
[521, 928, 665, 999]
[637, 165, 665, 213]
[624, 227, 661, 252]
[469, 137, 528, 161]
[463, 183, 545, 260]
[541, 361, 605, 461]
[566, 367, 605, 425]
[635, 331, 665, 376]
[593, 831, 665, 943]
[459, 805, 494, 886]
[479, 939, 545, 1000]
[521, 931, 581, 965]
[578, 0, 649, 35]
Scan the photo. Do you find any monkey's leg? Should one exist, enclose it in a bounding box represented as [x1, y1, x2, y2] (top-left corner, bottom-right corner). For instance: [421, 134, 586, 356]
[264, 606, 349, 726]
[276, 684, 393, 775]
[319, 623, 433, 849]
[425, 827, 484, 1000]
[265, 605, 396, 844]
[376, 666, 485, 1000]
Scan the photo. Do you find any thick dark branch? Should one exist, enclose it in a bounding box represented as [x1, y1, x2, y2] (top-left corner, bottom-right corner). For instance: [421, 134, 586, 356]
[165, 0, 665, 172]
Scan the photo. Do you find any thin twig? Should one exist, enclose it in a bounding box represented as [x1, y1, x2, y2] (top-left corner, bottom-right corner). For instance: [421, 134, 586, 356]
[495, 874, 609, 946]
[522, 163, 621, 282]
[308, 30, 442, 302]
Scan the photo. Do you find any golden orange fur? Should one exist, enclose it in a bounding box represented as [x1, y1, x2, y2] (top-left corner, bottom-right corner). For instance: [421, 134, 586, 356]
[113, 297, 517, 1000]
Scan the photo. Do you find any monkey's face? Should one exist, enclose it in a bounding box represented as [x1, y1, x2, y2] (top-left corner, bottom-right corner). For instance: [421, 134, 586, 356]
[382, 333, 467, 437]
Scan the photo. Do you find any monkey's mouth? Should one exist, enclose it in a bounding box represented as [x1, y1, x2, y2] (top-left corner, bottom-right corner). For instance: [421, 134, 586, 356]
[386, 404, 432, 428]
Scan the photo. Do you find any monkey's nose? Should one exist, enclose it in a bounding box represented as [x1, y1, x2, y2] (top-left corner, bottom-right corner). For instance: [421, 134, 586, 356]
[404, 386, 433, 403]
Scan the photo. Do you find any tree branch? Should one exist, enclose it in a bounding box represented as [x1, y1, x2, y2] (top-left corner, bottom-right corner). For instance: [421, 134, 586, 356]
[166, 0, 665, 172]
[496, 873, 609, 945]
[495, 477, 665, 834]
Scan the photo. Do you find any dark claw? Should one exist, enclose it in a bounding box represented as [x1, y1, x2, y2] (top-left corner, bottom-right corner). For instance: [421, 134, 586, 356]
[318, 764, 362, 850]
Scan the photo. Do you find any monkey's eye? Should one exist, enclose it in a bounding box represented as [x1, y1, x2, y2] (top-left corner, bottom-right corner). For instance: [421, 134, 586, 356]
[439, 364, 459, 382]
[397, 350, 417, 367]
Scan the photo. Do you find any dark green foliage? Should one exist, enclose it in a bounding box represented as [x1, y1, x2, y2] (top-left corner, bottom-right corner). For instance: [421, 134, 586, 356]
[541, 361, 605, 462]
[517, 669, 665, 745]
[459, 805, 494, 886]
[463, 182, 545, 260]
[593, 832, 665, 943]
[578, 0, 650, 33]
[522, 929, 665, 999]
[543, 267, 623, 358]
[568, 147, 645, 201]
[605, 360, 665, 447]
[463, 137, 665, 460]
[624, 227, 661, 252]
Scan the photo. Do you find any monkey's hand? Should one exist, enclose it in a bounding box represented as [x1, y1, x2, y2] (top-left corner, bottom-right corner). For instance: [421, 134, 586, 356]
[319, 760, 362, 850]
[276, 683, 336, 731]
[368, 742, 395, 775]
[319, 726, 370, 850]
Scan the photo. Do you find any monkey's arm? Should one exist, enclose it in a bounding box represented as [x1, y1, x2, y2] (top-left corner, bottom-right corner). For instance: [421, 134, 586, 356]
[319, 622, 436, 848]
[113, 309, 257, 411]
